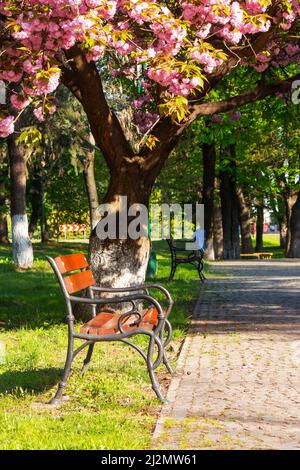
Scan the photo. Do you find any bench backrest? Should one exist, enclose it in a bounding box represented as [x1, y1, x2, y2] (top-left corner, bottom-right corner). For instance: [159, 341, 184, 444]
[167, 238, 204, 258]
[47, 253, 96, 295]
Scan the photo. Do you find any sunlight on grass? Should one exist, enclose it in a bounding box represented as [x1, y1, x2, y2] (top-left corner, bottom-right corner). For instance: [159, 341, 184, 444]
[252, 233, 284, 258]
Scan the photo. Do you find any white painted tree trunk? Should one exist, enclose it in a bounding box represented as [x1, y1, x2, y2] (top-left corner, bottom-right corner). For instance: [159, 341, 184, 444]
[89, 236, 150, 288]
[11, 214, 33, 269]
[73, 236, 151, 322]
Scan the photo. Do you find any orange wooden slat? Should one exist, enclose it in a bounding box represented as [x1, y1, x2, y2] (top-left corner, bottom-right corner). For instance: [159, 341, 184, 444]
[64, 269, 95, 294]
[54, 253, 89, 274]
[79, 308, 160, 336]
[142, 307, 158, 325]
[80, 312, 120, 335]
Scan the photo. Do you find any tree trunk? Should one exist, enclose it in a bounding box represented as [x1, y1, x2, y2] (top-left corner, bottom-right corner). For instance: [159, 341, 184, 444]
[82, 148, 99, 230]
[270, 195, 287, 250]
[236, 186, 253, 254]
[220, 169, 232, 259]
[219, 146, 240, 259]
[280, 222, 287, 250]
[231, 186, 240, 259]
[0, 212, 8, 244]
[81, 183, 150, 321]
[7, 120, 33, 269]
[213, 205, 223, 260]
[202, 142, 216, 260]
[284, 191, 297, 256]
[40, 176, 49, 243]
[28, 170, 49, 242]
[28, 171, 42, 238]
[0, 168, 9, 244]
[89, 161, 151, 291]
[287, 190, 300, 258]
[255, 204, 264, 252]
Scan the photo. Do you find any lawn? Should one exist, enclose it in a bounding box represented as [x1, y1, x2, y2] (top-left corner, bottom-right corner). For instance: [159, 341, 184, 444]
[251, 233, 284, 258]
[0, 240, 203, 450]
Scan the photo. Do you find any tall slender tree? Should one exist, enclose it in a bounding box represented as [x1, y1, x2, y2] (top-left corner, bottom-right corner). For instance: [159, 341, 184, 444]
[202, 142, 216, 260]
[7, 114, 33, 269]
[0, 142, 9, 244]
[220, 145, 240, 259]
[236, 186, 253, 254]
[288, 190, 300, 257]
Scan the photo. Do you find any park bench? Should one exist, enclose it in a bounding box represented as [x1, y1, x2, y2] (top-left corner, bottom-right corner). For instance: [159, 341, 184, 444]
[240, 252, 273, 260]
[47, 253, 174, 404]
[167, 238, 206, 282]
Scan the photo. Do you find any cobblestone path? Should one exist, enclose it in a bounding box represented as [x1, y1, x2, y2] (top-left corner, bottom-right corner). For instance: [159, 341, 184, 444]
[153, 260, 300, 450]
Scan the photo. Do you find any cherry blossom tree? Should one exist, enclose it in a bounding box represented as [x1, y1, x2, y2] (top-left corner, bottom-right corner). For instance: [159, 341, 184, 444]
[0, 1, 299, 285]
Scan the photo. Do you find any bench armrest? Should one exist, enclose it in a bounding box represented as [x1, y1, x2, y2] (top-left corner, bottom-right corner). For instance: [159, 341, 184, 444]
[90, 283, 174, 317]
[69, 292, 166, 321]
[141, 284, 174, 318]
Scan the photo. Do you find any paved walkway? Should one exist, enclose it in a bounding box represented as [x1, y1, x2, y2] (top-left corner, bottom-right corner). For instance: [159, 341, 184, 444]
[153, 260, 300, 450]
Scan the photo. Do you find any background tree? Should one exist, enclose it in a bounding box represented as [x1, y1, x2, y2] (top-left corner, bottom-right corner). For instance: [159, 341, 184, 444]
[0, 141, 9, 244]
[7, 112, 33, 269]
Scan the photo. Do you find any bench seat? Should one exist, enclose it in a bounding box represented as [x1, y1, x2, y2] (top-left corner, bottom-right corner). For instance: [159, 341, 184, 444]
[80, 307, 159, 336]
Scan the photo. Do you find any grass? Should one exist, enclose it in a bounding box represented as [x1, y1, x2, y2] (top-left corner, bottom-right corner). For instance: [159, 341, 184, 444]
[250, 233, 284, 259]
[0, 240, 203, 450]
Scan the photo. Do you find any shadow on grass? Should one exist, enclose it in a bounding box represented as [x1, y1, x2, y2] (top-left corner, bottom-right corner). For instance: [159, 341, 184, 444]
[0, 367, 62, 394]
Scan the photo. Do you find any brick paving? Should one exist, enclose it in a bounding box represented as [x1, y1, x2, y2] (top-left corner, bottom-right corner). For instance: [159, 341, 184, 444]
[153, 260, 300, 450]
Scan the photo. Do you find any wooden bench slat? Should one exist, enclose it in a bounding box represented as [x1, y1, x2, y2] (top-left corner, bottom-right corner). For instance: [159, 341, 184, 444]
[64, 269, 95, 294]
[80, 307, 159, 336]
[54, 253, 89, 274]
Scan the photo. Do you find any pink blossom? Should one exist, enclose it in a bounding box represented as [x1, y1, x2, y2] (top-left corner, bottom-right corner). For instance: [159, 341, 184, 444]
[253, 62, 269, 72]
[0, 115, 14, 138]
[285, 43, 299, 57]
[10, 94, 30, 110]
[33, 106, 45, 122]
[0, 0, 298, 137]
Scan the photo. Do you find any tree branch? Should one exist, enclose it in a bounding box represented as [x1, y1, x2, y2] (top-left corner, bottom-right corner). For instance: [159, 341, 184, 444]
[63, 46, 133, 170]
[60, 65, 83, 103]
[141, 20, 282, 168]
[190, 73, 300, 117]
[141, 58, 237, 170]
[142, 72, 300, 176]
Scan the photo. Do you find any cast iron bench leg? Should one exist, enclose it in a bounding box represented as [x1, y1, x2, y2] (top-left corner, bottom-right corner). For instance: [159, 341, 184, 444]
[160, 320, 175, 375]
[49, 333, 74, 405]
[81, 343, 95, 375]
[147, 334, 165, 401]
[197, 260, 206, 283]
[168, 262, 176, 281]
